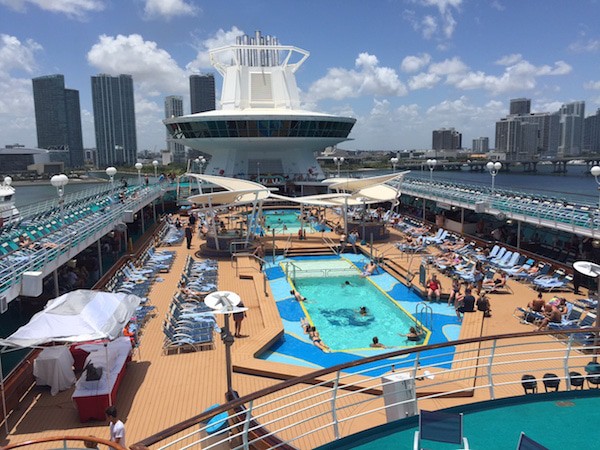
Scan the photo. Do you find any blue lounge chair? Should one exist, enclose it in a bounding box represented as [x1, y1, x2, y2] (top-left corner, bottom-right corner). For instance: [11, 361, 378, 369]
[516, 432, 549, 450]
[414, 410, 469, 450]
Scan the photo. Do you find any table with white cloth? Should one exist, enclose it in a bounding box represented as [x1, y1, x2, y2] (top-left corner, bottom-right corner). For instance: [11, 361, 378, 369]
[71, 337, 132, 422]
[33, 346, 76, 396]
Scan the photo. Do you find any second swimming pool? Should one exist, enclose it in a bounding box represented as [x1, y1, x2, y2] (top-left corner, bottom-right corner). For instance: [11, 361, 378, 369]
[253, 209, 331, 235]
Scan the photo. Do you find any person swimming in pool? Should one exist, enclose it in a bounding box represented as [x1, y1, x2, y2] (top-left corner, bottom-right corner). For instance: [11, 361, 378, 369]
[342, 280, 352, 287]
[370, 336, 385, 348]
[358, 306, 368, 316]
[401, 326, 425, 342]
[290, 289, 306, 302]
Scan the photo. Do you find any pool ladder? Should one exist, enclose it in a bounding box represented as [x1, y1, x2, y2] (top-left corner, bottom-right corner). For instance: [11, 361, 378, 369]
[414, 302, 433, 331]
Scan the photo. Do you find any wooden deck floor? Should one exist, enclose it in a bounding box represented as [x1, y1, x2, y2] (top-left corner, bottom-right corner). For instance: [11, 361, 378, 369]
[0, 221, 589, 449]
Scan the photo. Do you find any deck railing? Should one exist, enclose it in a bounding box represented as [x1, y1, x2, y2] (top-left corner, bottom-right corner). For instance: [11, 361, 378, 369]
[131, 328, 600, 450]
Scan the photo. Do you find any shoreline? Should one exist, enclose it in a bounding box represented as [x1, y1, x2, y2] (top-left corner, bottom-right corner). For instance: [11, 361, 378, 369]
[11, 178, 107, 187]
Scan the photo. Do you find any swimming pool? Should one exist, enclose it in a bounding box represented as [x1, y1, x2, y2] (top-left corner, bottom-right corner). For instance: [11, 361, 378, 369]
[261, 254, 462, 373]
[254, 209, 330, 235]
[292, 265, 424, 351]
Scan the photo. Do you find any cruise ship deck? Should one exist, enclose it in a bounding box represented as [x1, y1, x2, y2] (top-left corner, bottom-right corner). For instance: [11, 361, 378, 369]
[0, 204, 594, 449]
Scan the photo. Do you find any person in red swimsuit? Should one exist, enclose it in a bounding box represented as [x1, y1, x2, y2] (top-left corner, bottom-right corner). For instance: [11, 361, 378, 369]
[427, 274, 442, 302]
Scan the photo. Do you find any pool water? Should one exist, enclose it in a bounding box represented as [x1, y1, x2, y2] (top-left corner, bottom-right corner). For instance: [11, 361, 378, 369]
[256, 209, 331, 235]
[296, 275, 422, 351]
[261, 254, 462, 373]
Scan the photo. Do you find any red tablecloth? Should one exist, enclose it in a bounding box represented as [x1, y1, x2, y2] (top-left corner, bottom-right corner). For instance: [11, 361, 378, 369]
[70, 339, 104, 371]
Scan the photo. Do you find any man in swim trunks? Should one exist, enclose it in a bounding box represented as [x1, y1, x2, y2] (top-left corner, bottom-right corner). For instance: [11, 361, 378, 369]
[361, 261, 377, 278]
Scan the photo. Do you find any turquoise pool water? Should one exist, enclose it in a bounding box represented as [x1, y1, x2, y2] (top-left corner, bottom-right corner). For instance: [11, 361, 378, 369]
[317, 390, 600, 449]
[295, 275, 419, 351]
[255, 209, 330, 235]
[260, 254, 462, 373]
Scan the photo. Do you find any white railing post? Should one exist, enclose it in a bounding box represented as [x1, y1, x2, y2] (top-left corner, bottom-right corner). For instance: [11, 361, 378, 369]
[242, 399, 253, 450]
[564, 338, 573, 391]
[487, 339, 497, 400]
[331, 371, 341, 440]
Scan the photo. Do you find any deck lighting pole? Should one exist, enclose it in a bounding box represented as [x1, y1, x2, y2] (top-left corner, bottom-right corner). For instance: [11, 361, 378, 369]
[199, 157, 206, 174]
[152, 160, 159, 181]
[486, 161, 502, 199]
[106, 166, 117, 190]
[427, 159, 437, 183]
[390, 157, 399, 173]
[51, 174, 69, 228]
[135, 162, 143, 185]
[333, 157, 344, 177]
[591, 165, 600, 211]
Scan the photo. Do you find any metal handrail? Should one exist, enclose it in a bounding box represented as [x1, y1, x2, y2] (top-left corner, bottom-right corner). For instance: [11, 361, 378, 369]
[133, 328, 600, 450]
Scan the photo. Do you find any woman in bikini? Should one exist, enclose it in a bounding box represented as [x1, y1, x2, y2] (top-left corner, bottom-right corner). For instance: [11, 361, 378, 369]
[309, 327, 330, 352]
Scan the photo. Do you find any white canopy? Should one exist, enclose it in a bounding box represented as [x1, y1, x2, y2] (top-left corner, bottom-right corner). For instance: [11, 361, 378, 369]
[186, 173, 270, 205]
[0, 290, 142, 349]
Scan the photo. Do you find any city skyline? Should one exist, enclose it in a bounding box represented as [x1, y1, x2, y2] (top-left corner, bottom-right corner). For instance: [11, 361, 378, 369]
[1, 0, 600, 154]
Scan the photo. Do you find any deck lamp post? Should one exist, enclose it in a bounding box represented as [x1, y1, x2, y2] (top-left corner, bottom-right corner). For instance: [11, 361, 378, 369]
[135, 162, 143, 185]
[199, 157, 206, 174]
[591, 166, 600, 211]
[486, 161, 502, 198]
[51, 174, 69, 227]
[205, 291, 248, 394]
[152, 160, 159, 180]
[3, 176, 12, 187]
[194, 158, 200, 173]
[106, 166, 117, 189]
[333, 156, 344, 177]
[390, 157, 399, 173]
[427, 159, 437, 183]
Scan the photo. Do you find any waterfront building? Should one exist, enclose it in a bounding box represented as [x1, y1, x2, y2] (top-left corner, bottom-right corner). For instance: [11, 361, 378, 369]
[164, 96, 186, 164]
[509, 97, 531, 115]
[584, 108, 600, 154]
[189, 74, 216, 114]
[91, 74, 138, 167]
[32, 74, 84, 168]
[472, 137, 489, 152]
[432, 128, 461, 151]
[557, 101, 585, 158]
[0, 145, 63, 174]
[164, 31, 355, 179]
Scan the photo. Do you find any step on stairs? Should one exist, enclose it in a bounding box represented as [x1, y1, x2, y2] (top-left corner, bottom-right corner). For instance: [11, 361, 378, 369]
[284, 246, 337, 257]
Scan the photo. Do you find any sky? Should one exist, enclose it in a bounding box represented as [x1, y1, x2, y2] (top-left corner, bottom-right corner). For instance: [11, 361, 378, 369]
[1, 0, 600, 154]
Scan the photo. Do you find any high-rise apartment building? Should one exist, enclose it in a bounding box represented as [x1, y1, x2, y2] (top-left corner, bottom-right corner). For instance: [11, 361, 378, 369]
[164, 96, 186, 163]
[557, 101, 585, 158]
[584, 108, 600, 154]
[32, 74, 84, 168]
[509, 98, 531, 116]
[91, 74, 138, 167]
[432, 128, 461, 151]
[189, 74, 216, 113]
[472, 137, 489, 152]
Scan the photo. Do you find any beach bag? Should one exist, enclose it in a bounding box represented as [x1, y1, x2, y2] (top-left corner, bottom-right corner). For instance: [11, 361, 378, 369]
[85, 363, 103, 381]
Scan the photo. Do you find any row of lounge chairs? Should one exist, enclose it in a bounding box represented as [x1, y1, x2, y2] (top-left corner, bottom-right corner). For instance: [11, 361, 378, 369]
[163, 256, 220, 354]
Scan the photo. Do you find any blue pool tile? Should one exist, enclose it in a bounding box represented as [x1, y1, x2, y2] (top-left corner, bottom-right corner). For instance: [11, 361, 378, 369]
[265, 265, 286, 280]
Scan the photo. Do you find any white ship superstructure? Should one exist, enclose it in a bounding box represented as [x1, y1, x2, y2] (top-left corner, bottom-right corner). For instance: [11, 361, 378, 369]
[164, 31, 356, 180]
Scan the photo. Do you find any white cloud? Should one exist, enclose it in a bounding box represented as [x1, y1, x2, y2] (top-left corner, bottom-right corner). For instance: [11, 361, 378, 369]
[87, 34, 188, 94]
[408, 0, 463, 40]
[186, 26, 245, 72]
[585, 80, 600, 90]
[0, 34, 41, 74]
[568, 38, 600, 53]
[143, 0, 199, 20]
[491, 1, 505, 11]
[307, 52, 407, 101]
[495, 53, 522, 66]
[429, 56, 468, 75]
[408, 72, 440, 90]
[401, 53, 431, 73]
[0, 0, 104, 19]
[0, 34, 42, 146]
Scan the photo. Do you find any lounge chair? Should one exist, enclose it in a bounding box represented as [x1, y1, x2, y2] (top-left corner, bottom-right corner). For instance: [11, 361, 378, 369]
[516, 432, 549, 450]
[413, 410, 469, 450]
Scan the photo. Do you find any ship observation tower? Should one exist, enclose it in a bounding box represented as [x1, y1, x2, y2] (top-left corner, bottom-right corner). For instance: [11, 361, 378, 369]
[164, 31, 356, 181]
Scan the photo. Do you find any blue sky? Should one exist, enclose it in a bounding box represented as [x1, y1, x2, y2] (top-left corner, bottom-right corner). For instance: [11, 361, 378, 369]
[1, 0, 600, 154]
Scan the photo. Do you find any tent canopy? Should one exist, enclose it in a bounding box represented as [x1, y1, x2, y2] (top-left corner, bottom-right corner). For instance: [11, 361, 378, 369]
[0, 290, 142, 349]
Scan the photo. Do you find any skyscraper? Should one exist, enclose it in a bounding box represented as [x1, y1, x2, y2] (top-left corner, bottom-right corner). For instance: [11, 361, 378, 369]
[472, 137, 489, 152]
[189, 74, 216, 113]
[91, 74, 138, 167]
[432, 128, 462, 151]
[584, 109, 600, 154]
[509, 98, 531, 116]
[32, 74, 84, 168]
[557, 101, 585, 157]
[164, 96, 186, 163]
